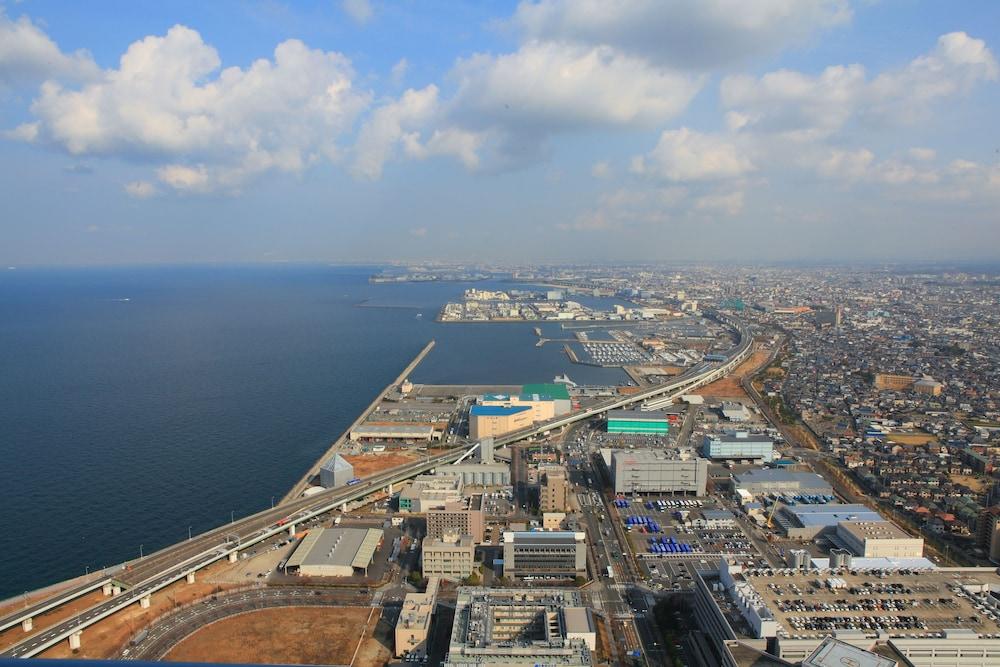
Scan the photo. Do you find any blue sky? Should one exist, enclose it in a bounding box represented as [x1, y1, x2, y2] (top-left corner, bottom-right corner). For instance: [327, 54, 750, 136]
[1, 0, 999, 265]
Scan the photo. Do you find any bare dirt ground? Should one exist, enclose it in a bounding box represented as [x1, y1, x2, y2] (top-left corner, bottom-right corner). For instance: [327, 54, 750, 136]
[698, 348, 772, 398]
[951, 474, 989, 493]
[344, 451, 419, 477]
[38, 560, 238, 660]
[163, 606, 386, 666]
[886, 433, 939, 446]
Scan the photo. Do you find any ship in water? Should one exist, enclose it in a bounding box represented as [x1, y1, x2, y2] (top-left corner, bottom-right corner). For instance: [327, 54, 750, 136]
[553, 373, 577, 387]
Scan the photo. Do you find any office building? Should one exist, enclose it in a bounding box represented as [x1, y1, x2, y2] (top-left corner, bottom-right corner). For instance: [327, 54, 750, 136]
[427, 495, 484, 543]
[399, 474, 464, 512]
[502, 531, 586, 579]
[610, 449, 708, 495]
[422, 535, 476, 581]
[319, 453, 354, 489]
[395, 578, 439, 657]
[444, 588, 594, 667]
[703, 432, 775, 463]
[606, 409, 670, 435]
[284, 527, 383, 577]
[540, 466, 568, 512]
[836, 521, 923, 559]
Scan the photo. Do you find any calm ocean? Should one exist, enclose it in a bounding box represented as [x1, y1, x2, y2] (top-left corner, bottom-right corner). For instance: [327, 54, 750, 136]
[0, 265, 624, 599]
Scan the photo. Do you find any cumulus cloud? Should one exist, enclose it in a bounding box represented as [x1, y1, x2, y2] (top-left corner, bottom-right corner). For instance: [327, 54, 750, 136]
[695, 191, 745, 215]
[0, 10, 99, 86]
[513, 0, 851, 69]
[15, 25, 369, 192]
[721, 32, 998, 140]
[390, 58, 409, 85]
[124, 180, 157, 198]
[632, 128, 754, 182]
[591, 161, 612, 179]
[341, 0, 373, 25]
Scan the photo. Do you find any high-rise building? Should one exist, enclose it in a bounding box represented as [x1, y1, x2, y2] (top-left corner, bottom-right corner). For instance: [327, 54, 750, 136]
[426, 495, 484, 543]
[539, 466, 568, 513]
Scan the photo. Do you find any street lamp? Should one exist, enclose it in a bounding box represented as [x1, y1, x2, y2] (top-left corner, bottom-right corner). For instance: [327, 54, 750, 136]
[188, 525, 192, 541]
[271, 496, 275, 509]
[230, 510, 235, 525]
[139, 544, 143, 559]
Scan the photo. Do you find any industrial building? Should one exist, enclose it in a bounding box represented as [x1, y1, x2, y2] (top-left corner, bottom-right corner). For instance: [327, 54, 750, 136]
[606, 409, 670, 435]
[319, 453, 354, 489]
[540, 466, 568, 513]
[399, 474, 464, 512]
[427, 495, 484, 543]
[691, 558, 1000, 666]
[349, 424, 438, 442]
[775, 503, 884, 540]
[284, 527, 383, 577]
[422, 535, 476, 581]
[395, 578, 439, 657]
[703, 432, 775, 463]
[444, 588, 595, 667]
[502, 531, 587, 579]
[835, 521, 924, 559]
[609, 449, 708, 495]
[732, 468, 833, 497]
[444, 462, 511, 486]
[470, 404, 534, 440]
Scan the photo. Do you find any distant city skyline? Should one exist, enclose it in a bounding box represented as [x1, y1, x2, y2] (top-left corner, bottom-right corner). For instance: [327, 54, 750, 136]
[1, 0, 998, 265]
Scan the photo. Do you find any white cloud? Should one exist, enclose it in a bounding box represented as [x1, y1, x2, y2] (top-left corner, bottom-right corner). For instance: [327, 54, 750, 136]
[591, 161, 612, 179]
[390, 58, 409, 85]
[19, 25, 369, 192]
[695, 191, 745, 215]
[909, 147, 936, 161]
[3, 121, 39, 142]
[352, 85, 441, 179]
[341, 0, 373, 25]
[450, 42, 702, 132]
[721, 32, 998, 139]
[124, 180, 157, 198]
[409, 226, 428, 237]
[156, 164, 211, 193]
[559, 186, 687, 231]
[632, 128, 754, 181]
[0, 10, 99, 86]
[513, 0, 851, 69]
[816, 148, 874, 181]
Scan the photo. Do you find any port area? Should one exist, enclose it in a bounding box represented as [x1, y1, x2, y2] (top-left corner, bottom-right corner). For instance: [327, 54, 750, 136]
[282, 340, 437, 503]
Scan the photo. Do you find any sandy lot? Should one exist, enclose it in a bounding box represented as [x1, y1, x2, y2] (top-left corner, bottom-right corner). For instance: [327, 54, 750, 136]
[344, 452, 419, 477]
[163, 606, 387, 666]
[951, 474, 989, 493]
[698, 348, 772, 398]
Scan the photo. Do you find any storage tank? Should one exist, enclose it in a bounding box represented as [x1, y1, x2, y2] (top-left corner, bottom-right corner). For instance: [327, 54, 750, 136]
[787, 549, 809, 570]
[830, 548, 853, 569]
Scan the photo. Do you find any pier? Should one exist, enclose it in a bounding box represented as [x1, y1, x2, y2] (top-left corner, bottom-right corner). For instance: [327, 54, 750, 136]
[281, 340, 436, 504]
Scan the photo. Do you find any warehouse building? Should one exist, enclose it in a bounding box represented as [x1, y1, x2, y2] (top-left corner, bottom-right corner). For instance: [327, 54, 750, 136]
[609, 449, 708, 495]
[703, 432, 775, 463]
[399, 474, 464, 512]
[502, 531, 587, 579]
[606, 409, 670, 435]
[732, 468, 833, 497]
[319, 453, 354, 489]
[836, 521, 924, 559]
[775, 504, 883, 540]
[427, 495, 484, 543]
[349, 423, 437, 442]
[470, 404, 533, 439]
[444, 588, 594, 667]
[422, 535, 476, 581]
[285, 527, 383, 577]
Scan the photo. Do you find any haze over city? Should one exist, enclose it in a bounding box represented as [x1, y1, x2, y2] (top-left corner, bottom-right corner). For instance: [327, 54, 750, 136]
[1, 0, 999, 266]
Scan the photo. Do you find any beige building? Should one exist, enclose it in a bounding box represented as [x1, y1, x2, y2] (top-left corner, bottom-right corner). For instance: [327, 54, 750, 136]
[480, 393, 557, 423]
[395, 578, 438, 657]
[913, 376, 944, 395]
[470, 404, 534, 439]
[874, 373, 916, 391]
[421, 535, 476, 581]
[398, 474, 464, 512]
[426, 495, 484, 543]
[836, 521, 924, 559]
[543, 512, 567, 530]
[540, 466, 568, 513]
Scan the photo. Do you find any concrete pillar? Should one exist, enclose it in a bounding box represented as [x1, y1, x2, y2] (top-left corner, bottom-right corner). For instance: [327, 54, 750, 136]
[228, 551, 238, 563]
[186, 572, 196, 584]
[102, 582, 113, 596]
[112, 586, 122, 596]
[387, 482, 393, 494]
[21, 618, 32, 632]
[288, 524, 296, 537]
[340, 502, 347, 512]
[139, 594, 151, 609]
[68, 631, 82, 650]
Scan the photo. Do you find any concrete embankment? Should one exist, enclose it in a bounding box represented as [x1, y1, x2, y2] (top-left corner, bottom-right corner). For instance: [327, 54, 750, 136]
[280, 340, 436, 504]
